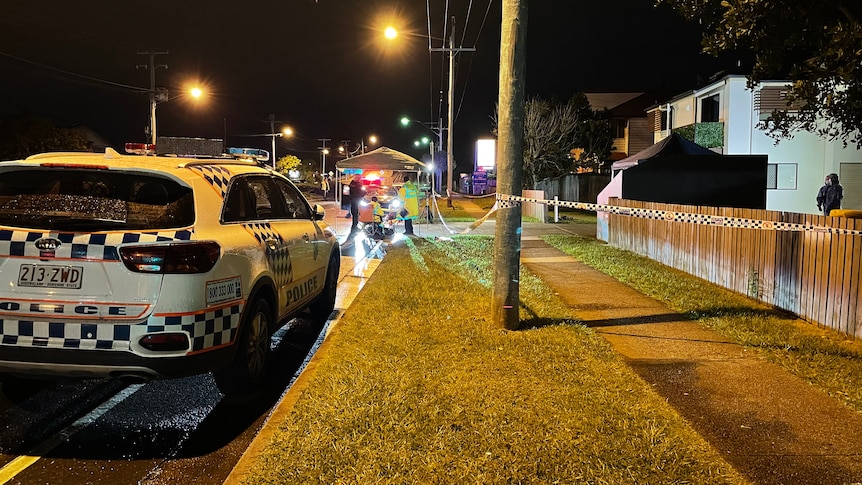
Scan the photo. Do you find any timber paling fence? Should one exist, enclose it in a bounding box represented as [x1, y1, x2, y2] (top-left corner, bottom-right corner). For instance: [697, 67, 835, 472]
[606, 199, 862, 338]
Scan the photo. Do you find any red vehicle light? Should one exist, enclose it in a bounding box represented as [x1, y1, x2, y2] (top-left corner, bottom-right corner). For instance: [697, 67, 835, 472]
[39, 163, 110, 170]
[119, 242, 221, 274]
[139, 333, 189, 352]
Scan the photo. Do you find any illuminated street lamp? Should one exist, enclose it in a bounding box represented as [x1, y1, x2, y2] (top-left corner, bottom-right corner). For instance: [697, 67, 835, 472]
[321, 147, 330, 173]
[401, 116, 444, 155]
[388, 24, 474, 195]
[263, 114, 293, 169]
[148, 85, 205, 146]
[361, 135, 378, 154]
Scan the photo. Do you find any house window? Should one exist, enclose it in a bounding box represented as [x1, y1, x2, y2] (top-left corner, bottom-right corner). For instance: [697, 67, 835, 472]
[610, 119, 626, 138]
[767, 163, 797, 190]
[660, 108, 672, 131]
[700, 94, 720, 122]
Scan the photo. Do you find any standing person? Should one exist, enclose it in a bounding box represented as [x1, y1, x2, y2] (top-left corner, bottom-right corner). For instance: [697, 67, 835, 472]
[321, 174, 330, 200]
[398, 175, 419, 235]
[348, 174, 364, 234]
[816, 173, 843, 216]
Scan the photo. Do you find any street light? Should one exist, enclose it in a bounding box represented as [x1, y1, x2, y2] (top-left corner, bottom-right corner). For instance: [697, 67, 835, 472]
[401, 116, 444, 155]
[266, 114, 293, 170]
[148, 86, 205, 147]
[321, 147, 330, 173]
[387, 23, 475, 196]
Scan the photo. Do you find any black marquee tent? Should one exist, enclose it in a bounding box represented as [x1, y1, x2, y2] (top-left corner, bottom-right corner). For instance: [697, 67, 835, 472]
[607, 133, 767, 209]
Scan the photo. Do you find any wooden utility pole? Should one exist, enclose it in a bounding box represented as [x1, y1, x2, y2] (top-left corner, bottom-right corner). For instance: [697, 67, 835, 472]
[492, 0, 527, 330]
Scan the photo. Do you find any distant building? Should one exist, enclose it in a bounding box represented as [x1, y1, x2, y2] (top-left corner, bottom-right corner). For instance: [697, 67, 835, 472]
[644, 75, 862, 214]
[585, 92, 672, 169]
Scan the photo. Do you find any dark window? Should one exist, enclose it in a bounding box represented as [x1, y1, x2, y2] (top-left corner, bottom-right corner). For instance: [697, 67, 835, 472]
[766, 163, 798, 190]
[660, 109, 672, 131]
[0, 168, 194, 230]
[224, 176, 289, 222]
[223, 176, 311, 222]
[274, 178, 312, 219]
[610, 119, 627, 139]
[701, 94, 720, 122]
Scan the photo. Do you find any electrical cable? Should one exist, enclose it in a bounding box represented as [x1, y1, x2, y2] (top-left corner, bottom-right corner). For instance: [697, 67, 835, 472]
[0, 51, 149, 93]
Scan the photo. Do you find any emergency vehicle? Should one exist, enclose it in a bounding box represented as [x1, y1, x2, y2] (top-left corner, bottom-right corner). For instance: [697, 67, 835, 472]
[0, 144, 340, 395]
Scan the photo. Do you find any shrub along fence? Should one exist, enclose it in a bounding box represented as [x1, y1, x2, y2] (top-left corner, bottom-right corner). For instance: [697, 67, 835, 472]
[606, 198, 862, 338]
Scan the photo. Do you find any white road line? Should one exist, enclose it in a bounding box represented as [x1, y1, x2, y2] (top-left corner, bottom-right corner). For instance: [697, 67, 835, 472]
[0, 384, 143, 484]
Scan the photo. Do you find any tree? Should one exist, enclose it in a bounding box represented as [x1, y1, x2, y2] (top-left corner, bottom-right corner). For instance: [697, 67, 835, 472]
[573, 109, 614, 173]
[0, 115, 89, 160]
[275, 154, 302, 176]
[493, 94, 592, 189]
[658, 0, 862, 147]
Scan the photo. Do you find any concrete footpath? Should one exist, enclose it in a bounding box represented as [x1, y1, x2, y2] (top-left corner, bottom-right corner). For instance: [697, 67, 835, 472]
[229, 194, 862, 484]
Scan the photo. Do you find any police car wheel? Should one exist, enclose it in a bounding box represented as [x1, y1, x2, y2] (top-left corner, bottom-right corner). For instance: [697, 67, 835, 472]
[309, 253, 339, 324]
[214, 298, 272, 396]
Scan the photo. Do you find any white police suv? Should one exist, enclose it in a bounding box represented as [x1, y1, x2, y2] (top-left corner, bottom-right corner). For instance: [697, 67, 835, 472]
[0, 146, 340, 395]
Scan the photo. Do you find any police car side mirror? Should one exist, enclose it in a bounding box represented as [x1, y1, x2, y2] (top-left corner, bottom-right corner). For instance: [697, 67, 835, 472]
[312, 204, 325, 221]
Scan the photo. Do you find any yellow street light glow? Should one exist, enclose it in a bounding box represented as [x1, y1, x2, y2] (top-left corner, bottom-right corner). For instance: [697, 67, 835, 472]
[368, 135, 378, 145]
[190, 87, 203, 98]
[283, 127, 293, 137]
[384, 26, 398, 39]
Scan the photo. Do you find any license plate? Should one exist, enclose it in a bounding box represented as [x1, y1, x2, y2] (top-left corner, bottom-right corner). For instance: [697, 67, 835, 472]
[206, 277, 242, 306]
[18, 264, 84, 289]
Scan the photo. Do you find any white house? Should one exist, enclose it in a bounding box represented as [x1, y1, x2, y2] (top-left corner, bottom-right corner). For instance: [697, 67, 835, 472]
[645, 75, 862, 214]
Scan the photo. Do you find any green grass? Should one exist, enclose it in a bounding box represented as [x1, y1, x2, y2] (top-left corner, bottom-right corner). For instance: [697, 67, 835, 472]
[239, 237, 747, 484]
[544, 234, 862, 415]
[550, 208, 598, 225]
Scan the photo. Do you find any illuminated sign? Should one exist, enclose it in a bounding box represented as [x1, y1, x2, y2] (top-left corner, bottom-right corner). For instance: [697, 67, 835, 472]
[475, 139, 496, 170]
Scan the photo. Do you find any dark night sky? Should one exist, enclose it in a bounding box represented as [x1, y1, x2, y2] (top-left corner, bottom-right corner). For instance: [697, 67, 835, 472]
[0, 0, 734, 172]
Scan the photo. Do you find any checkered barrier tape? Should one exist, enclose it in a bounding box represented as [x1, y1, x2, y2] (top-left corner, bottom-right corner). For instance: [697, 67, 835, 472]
[496, 193, 862, 236]
[188, 164, 233, 199]
[0, 304, 243, 353]
[0, 229, 194, 260]
[243, 223, 293, 286]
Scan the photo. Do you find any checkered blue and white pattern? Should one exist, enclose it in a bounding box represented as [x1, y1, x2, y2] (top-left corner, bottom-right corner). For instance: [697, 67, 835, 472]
[188, 164, 233, 199]
[0, 319, 131, 350]
[243, 223, 293, 286]
[0, 229, 194, 260]
[148, 303, 243, 351]
[497, 193, 862, 236]
[0, 303, 242, 353]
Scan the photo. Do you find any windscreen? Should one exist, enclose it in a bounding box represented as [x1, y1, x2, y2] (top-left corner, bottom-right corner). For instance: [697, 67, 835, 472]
[0, 168, 195, 231]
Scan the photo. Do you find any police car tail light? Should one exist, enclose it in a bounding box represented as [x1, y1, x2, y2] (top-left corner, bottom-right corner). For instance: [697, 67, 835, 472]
[119, 242, 221, 274]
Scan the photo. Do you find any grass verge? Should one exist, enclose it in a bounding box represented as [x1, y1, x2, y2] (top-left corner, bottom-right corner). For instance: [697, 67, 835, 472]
[544, 234, 862, 415]
[239, 237, 747, 484]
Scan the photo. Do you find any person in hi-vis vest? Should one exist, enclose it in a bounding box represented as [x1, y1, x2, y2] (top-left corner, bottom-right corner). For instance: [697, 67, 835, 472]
[398, 175, 419, 235]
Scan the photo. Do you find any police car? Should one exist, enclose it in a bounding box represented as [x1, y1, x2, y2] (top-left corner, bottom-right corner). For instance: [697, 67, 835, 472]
[0, 145, 340, 395]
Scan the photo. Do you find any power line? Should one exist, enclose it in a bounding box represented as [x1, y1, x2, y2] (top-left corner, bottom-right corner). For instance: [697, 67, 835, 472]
[0, 50, 148, 93]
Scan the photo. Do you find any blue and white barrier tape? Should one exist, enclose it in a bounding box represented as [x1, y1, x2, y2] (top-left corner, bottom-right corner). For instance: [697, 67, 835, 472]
[496, 193, 862, 237]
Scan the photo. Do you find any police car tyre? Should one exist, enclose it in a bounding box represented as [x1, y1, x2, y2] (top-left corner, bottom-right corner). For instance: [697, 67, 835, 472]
[309, 252, 339, 324]
[214, 298, 272, 396]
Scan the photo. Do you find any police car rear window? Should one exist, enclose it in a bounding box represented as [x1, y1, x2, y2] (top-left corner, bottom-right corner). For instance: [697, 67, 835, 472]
[0, 169, 194, 231]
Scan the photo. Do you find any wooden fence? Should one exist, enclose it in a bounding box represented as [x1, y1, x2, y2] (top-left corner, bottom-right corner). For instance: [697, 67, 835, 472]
[607, 199, 862, 338]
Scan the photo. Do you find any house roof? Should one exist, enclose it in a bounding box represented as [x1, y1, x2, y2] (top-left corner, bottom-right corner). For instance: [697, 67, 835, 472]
[335, 146, 426, 172]
[586, 91, 679, 118]
[584, 93, 643, 111]
[611, 133, 715, 171]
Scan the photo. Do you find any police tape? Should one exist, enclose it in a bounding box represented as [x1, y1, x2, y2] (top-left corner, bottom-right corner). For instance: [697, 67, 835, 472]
[496, 193, 862, 237]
